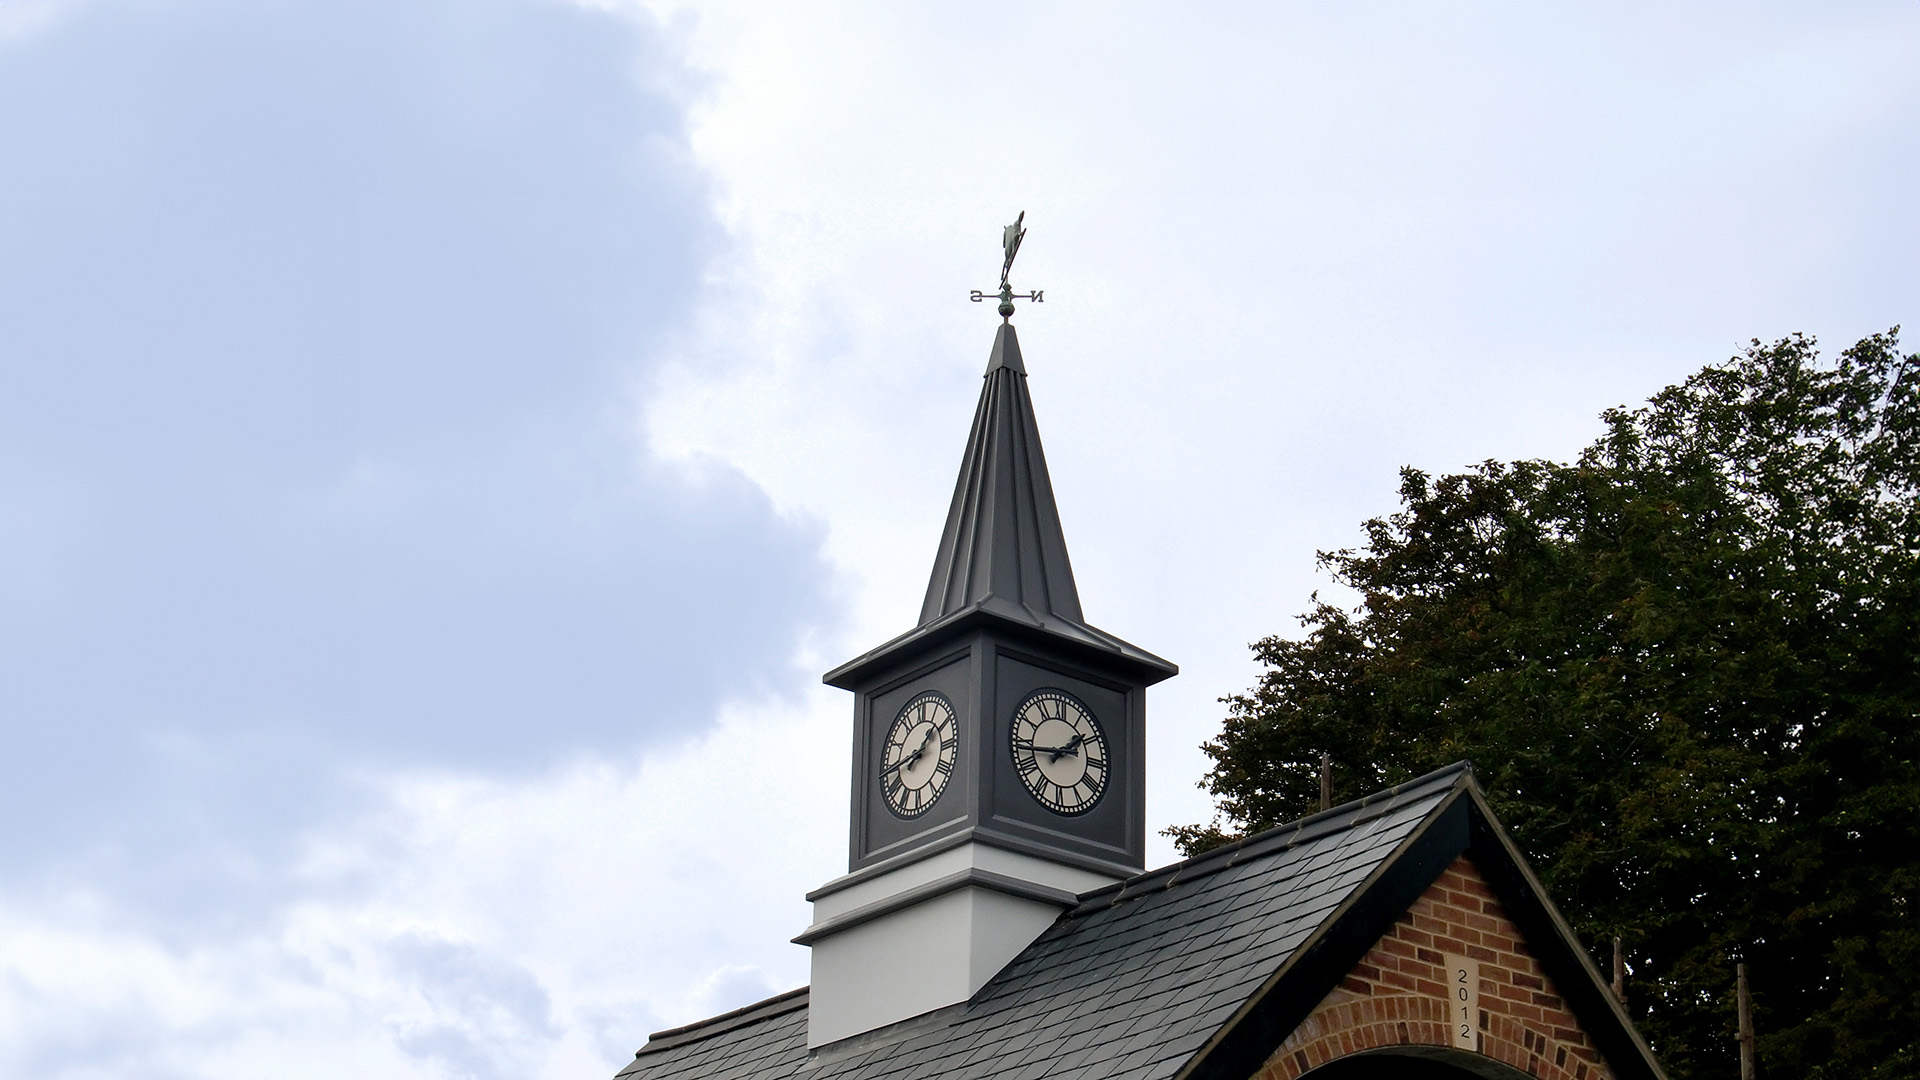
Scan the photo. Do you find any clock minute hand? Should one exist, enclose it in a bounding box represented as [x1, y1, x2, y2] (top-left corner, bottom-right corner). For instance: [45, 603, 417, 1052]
[1046, 733, 1085, 762]
[1018, 734, 1085, 761]
[881, 729, 939, 778]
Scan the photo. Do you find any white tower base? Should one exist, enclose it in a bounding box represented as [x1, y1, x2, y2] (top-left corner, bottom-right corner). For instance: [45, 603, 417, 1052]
[797, 842, 1121, 1048]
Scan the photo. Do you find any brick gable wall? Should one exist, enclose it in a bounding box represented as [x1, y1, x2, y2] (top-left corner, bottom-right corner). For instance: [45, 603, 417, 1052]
[1254, 856, 1616, 1080]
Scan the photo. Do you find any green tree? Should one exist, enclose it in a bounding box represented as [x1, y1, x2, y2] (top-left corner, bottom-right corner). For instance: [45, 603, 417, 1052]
[1173, 331, 1920, 1079]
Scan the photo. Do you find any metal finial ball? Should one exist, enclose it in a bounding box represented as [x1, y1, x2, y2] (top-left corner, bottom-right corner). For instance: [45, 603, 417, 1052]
[999, 299, 1016, 318]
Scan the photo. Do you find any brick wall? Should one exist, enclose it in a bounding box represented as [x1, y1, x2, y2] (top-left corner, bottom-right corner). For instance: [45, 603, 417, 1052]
[1254, 856, 1615, 1080]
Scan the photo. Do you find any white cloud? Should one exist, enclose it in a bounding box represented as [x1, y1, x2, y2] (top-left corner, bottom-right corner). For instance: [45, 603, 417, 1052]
[0, 687, 846, 1080]
[0, 0, 70, 42]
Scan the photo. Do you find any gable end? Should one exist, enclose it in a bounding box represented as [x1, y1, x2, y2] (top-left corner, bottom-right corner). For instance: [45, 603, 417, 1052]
[1263, 856, 1611, 1080]
[1175, 779, 1666, 1080]
[1176, 788, 1474, 1080]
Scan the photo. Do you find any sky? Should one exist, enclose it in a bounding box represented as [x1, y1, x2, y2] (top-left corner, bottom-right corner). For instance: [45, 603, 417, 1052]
[0, 1, 1914, 1077]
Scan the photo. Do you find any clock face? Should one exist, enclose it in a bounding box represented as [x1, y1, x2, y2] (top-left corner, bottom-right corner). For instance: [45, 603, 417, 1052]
[1009, 689, 1108, 815]
[880, 691, 958, 818]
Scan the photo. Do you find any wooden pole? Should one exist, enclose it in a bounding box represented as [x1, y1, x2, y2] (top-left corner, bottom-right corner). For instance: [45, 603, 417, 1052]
[1737, 962, 1755, 1080]
[1319, 753, 1332, 812]
[1611, 937, 1626, 1006]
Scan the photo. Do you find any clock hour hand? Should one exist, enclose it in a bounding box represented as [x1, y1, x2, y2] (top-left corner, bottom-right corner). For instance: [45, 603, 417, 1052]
[1046, 733, 1085, 762]
[881, 729, 939, 778]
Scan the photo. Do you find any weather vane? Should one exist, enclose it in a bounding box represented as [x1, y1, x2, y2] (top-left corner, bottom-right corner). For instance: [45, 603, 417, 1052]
[970, 211, 1044, 321]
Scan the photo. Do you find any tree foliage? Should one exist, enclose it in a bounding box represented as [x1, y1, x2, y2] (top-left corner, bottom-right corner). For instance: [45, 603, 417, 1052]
[1172, 332, 1920, 1079]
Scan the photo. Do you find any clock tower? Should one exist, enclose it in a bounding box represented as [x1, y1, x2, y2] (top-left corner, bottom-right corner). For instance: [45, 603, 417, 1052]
[797, 226, 1176, 1047]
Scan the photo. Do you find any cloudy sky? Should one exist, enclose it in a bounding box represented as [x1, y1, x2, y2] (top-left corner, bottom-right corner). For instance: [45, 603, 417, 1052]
[1, 1, 1914, 1077]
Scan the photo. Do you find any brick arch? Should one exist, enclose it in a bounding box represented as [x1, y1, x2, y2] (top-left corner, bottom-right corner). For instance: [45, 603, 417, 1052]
[1280, 994, 1452, 1071]
[1299, 1044, 1535, 1079]
[1254, 857, 1615, 1080]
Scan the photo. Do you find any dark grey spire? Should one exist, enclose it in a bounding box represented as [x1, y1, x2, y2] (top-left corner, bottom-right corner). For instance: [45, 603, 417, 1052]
[823, 323, 1174, 690]
[919, 323, 1082, 625]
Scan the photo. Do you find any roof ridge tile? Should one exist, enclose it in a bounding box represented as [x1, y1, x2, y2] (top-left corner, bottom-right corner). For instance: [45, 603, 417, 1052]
[1068, 761, 1472, 916]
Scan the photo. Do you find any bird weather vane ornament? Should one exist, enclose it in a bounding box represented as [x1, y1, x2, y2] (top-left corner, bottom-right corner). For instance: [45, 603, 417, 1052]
[970, 211, 1044, 320]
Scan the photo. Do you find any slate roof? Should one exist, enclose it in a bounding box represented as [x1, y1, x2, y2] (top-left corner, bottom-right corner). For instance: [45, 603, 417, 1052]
[613, 762, 1661, 1080]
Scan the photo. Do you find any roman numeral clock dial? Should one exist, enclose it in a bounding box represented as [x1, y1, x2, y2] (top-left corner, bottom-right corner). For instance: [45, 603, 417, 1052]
[1009, 689, 1109, 815]
[880, 692, 959, 818]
